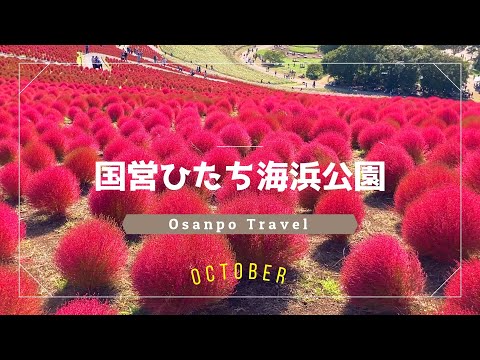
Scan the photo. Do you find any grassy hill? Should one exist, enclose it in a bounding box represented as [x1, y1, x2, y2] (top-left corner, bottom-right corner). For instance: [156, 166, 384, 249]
[158, 45, 289, 84]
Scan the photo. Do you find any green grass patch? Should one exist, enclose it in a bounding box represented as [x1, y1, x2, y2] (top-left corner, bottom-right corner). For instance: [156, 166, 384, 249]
[319, 278, 342, 296]
[158, 45, 289, 84]
[268, 57, 323, 77]
[289, 45, 318, 54]
[297, 268, 344, 298]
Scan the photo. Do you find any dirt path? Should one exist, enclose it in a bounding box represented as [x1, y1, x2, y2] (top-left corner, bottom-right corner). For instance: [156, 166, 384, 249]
[466, 74, 480, 102]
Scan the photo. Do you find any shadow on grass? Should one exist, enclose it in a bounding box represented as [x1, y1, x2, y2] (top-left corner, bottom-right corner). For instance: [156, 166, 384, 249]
[125, 234, 143, 244]
[312, 238, 350, 272]
[364, 192, 394, 210]
[80, 183, 92, 197]
[420, 256, 457, 296]
[24, 213, 67, 238]
[197, 268, 300, 315]
[44, 283, 120, 314]
[395, 221, 403, 236]
[4, 197, 24, 208]
[342, 302, 408, 315]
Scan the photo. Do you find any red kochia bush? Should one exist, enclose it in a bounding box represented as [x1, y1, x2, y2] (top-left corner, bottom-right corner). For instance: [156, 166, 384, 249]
[358, 122, 396, 152]
[102, 137, 135, 161]
[0, 266, 42, 314]
[314, 131, 352, 161]
[21, 141, 56, 171]
[63, 146, 99, 184]
[55, 218, 128, 289]
[314, 190, 365, 240]
[421, 126, 446, 152]
[365, 143, 414, 193]
[107, 103, 124, 122]
[340, 235, 425, 311]
[94, 126, 117, 150]
[391, 128, 426, 164]
[25, 166, 80, 215]
[219, 192, 308, 267]
[219, 124, 251, 156]
[188, 130, 221, 155]
[132, 234, 238, 314]
[151, 187, 211, 214]
[464, 151, 480, 194]
[88, 184, 153, 225]
[0, 161, 31, 199]
[150, 133, 187, 160]
[0, 139, 18, 165]
[394, 164, 459, 215]
[428, 140, 465, 168]
[203, 147, 240, 179]
[310, 115, 351, 141]
[295, 142, 339, 210]
[0, 202, 26, 260]
[440, 259, 480, 314]
[55, 299, 118, 315]
[402, 186, 480, 262]
[246, 120, 272, 145]
[350, 118, 372, 147]
[40, 128, 66, 160]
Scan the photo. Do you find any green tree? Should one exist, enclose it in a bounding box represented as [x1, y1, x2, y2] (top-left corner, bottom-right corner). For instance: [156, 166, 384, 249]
[413, 46, 469, 97]
[318, 45, 340, 54]
[262, 50, 285, 65]
[306, 64, 323, 80]
[322, 45, 383, 87]
[474, 55, 480, 71]
[375, 45, 418, 94]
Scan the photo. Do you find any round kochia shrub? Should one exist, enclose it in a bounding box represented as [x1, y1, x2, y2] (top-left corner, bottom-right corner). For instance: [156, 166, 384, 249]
[391, 128, 426, 164]
[358, 122, 396, 152]
[55, 299, 118, 315]
[340, 235, 425, 311]
[63, 146, 99, 184]
[189, 130, 221, 155]
[365, 143, 414, 194]
[441, 259, 480, 314]
[295, 142, 339, 210]
[0, 161, 31, 199]
[314, 131, 352, 161]
[421, 126, 445, 152]
[463, 151, 480, 194]
[107, 103, 124, 122]
[219, 192, 308, 267]
[25, 166, 80, 215]
[350, 118, 372, 147]
[314, 190, 365, 240]
[310, 115, 351, 141]
[0, 139, 17, 165]
[88, 183, 153, 225]
[394, 164, 459, 215]
[0, 266, 42, 315]
[402, 186, 480, 263]
[203, 147, 240, 179]
[132, 234, 238, 314]
[428, 140, 465, 168]
[150, 187, 211, 214]
[55, 218, 128, 289]
[21, 141, 56, 172]
[0, 202, 26, 260]
[219, 123, 251, 156]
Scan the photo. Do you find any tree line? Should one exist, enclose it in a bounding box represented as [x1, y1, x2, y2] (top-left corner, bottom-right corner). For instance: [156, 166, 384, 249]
[321, 45, 469, 97]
